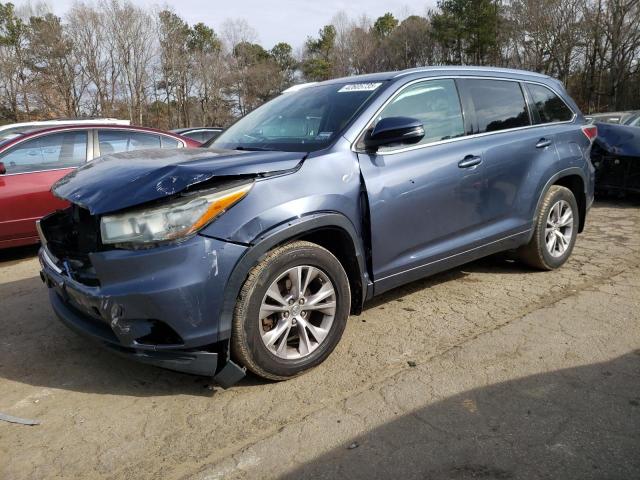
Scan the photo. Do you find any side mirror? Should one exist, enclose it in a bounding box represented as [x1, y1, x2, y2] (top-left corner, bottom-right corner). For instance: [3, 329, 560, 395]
[0, 162, 6, 175]
[364, 116, 425, 150]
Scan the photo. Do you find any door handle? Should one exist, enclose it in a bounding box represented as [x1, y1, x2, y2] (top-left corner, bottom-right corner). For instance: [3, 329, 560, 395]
[458, 155, 482, 169]
[536, 138, 553, 148]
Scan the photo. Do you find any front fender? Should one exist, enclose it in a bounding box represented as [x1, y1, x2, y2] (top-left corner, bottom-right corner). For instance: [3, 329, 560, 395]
[211, 212, 371, 341]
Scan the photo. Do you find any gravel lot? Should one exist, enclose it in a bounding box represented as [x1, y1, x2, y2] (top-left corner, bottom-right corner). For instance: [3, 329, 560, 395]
[1, 199, 639, 480]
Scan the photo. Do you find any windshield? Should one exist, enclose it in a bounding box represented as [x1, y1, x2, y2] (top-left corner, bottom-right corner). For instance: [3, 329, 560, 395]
[209, 82, 386, 152]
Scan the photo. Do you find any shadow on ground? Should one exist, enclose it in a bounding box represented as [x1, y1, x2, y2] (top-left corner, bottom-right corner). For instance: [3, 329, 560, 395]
[365, 253, 534, 310]
[0, 254, 524, 398]
[0, 244, 39, 264]
[0, 274, 221, 397]
[281, 351, 640, 480]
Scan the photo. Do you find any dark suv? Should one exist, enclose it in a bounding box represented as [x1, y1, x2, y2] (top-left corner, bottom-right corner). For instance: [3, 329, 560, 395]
[38, 67, 596, 387]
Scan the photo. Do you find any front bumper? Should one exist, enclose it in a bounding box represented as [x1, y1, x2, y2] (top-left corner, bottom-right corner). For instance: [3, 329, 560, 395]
[39, 234, 248, 386]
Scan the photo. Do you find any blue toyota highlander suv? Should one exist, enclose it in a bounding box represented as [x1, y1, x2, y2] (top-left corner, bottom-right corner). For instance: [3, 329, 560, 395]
[38, 66, 596, 386]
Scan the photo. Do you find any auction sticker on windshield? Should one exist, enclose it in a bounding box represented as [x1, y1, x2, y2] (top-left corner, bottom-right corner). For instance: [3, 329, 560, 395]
[338, 83, 382, 92]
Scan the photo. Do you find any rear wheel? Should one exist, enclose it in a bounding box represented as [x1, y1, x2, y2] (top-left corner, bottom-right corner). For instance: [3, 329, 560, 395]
[231, 241, 350, 380]
[517, 185, 579, 270]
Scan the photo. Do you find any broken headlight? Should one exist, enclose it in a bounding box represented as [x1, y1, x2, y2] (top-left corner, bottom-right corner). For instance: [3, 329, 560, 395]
[100, 182, 253, 245]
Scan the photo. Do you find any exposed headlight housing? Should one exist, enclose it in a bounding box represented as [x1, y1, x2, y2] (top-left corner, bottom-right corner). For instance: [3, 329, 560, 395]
[100, 182, 253, 245]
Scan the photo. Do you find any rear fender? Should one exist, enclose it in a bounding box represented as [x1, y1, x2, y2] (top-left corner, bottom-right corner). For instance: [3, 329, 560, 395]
[530, 167, 590, 237]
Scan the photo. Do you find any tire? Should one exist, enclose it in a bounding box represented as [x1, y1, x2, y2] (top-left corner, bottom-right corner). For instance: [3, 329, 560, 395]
[231, 241, 351, 381]
[517, 185, 579, 270]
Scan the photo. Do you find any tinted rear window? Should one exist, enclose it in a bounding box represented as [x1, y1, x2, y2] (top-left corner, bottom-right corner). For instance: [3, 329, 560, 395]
[463, 79, 530, 133]
[527, 84, 574, 123]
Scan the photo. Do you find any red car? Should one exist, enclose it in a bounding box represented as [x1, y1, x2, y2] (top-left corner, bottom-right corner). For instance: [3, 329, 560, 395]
[0, 124, 200, 248]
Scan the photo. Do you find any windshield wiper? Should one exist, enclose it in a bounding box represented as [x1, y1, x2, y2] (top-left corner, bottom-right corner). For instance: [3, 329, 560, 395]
[234, 146, 274, 152]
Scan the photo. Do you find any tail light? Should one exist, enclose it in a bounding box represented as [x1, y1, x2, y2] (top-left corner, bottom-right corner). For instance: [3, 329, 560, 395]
[581, 125, 597, 142]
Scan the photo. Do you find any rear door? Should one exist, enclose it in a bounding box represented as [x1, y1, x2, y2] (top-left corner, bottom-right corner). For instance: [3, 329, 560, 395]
[0, 130, 88, 245]
[457, 78, 561, 236]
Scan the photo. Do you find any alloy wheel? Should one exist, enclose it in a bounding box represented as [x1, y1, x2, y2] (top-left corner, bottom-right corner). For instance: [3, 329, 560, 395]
[259, 265, 337, 360]
[545, 199, 574, 257]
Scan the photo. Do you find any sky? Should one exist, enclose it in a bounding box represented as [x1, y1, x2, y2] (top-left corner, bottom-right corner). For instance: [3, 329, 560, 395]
[13, 0, 438, 50]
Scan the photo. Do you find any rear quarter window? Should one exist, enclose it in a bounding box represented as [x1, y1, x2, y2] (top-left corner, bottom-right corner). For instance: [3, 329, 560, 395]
[527, 84, 574, 123]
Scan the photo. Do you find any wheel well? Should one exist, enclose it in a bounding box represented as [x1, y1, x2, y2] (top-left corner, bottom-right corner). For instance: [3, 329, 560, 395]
[554, 175, 586, 232]
[296, 228, 364, 315]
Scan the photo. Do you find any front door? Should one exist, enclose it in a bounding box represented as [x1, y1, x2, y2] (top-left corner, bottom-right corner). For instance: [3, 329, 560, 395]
[357, 78, 488, 292]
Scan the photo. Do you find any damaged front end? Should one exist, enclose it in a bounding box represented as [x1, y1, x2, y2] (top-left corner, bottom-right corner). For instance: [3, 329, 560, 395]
[38, 148, 306, 386]
[592, 123, 640, 195]
[38, 205, 248, 387]
[37, 147, 306, 386]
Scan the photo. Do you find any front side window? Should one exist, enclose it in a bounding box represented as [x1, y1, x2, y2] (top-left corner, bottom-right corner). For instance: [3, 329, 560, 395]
[527, 84, 573, 123]
[211, 82, 384, 153]
[98, 130, 161, 155]
[0, 131, 87, 174]
[464, 79, 530, 133]
[371, 79, 465, 151]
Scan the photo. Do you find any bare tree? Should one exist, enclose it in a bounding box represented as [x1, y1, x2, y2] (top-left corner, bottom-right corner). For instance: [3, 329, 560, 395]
[27, 12, 88, 117]
[0, 2, 29, 120]
[158, 9, 192, 127]
[104, 0, 155, 124]
[2, 0, 640, 126]
[600, 0, 640, 109]
[67, 2, 120, 116]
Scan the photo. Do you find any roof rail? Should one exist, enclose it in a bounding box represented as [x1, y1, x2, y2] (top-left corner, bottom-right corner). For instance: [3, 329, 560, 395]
[393, 66, 549, 79]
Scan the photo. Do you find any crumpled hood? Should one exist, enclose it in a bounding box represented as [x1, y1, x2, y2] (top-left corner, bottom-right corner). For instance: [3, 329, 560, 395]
[594, 122, 640, 157]
[53, 148, 304, 215]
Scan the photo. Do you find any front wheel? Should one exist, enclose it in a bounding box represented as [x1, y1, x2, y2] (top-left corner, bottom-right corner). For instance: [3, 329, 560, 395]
[517, 185, 579, 270]
[231, 241, 351, 380]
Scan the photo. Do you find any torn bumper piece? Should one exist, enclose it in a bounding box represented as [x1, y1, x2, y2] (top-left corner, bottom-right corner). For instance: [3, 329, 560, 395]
[48, 291, 246, 386]
[38, 234, 248, 388]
